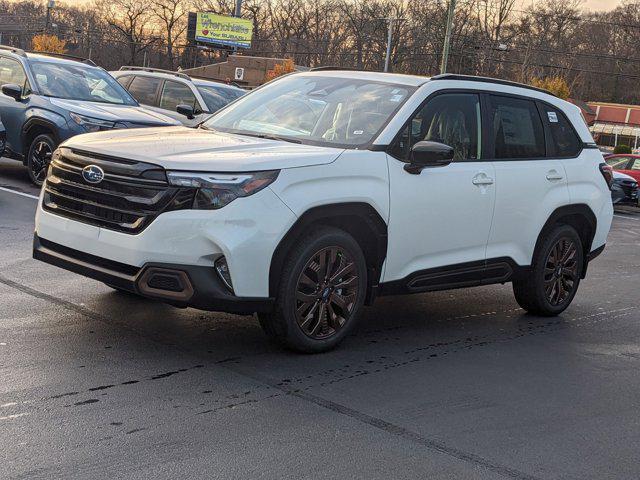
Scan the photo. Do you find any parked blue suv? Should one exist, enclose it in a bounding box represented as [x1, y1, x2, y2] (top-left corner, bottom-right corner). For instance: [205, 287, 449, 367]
[0, 46, 180, 185]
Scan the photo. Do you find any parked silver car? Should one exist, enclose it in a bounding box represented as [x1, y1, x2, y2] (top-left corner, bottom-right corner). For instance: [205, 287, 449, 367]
[111, 67, 245, 127]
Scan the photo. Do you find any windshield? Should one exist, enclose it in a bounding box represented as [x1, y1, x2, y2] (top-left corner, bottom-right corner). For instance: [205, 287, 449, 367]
[197, 85, 245, 112]
[31, 61, 137, 105]
[204, 75, 415, 148]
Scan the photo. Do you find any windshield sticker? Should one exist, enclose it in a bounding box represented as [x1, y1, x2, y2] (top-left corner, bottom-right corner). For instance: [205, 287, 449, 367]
[547, 111, 559, 123]
[390, 94, 404, 102]
[353, 130, 364, 135]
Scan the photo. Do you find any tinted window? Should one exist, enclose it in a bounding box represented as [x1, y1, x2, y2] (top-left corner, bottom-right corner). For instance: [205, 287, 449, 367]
[542, 105, 581, 157]
[390, 93, 481, 161]
[0, 57, 27, 91]
[197, 85, 244, 112]
[490, 95, 545, 159]
[128, 76, 162, 106]
[159, 80, 197, 111]
[116, 75, 133, 89]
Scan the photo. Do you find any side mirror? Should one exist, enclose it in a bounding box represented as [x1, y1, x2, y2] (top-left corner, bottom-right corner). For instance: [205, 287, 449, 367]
[176, 104, 195, 119]
[2, 84, 23, 102]
[404, 141, 454, 174]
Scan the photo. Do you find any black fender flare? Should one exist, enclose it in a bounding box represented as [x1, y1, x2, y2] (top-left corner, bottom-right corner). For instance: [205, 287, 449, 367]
[268, 202, 388, 304]
[532, 204, 597, 278]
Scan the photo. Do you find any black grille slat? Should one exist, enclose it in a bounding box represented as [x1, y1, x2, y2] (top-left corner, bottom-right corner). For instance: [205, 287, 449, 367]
[43, 149, 194, 234]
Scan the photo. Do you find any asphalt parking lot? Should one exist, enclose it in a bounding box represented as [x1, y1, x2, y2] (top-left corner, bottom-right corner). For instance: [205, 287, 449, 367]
[1, 157, 640, 480]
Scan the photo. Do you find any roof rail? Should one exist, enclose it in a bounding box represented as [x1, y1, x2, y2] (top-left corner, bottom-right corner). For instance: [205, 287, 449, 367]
[431, 74, 555, 97]
[119, 66, 191, 80]
[188, 75, 244, 88]
[27, 51, 96, 66]
[0, 44, 27, 57]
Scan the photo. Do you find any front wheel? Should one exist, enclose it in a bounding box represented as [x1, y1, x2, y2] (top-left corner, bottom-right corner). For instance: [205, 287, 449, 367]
[513, 224, 584, 316]
[259, 226, 367, 353]
[27, 133, 56, 186]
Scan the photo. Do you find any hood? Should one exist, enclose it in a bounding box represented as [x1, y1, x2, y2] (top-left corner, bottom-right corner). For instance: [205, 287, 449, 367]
[61, 126, 345, 172]
[49, 98, 180, 126]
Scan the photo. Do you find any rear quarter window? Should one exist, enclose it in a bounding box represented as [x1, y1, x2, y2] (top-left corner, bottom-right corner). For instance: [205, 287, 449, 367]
[541, 105, 581, 157]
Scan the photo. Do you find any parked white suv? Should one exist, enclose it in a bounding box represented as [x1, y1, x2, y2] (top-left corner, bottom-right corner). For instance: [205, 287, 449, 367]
[33, 71, 613, 352]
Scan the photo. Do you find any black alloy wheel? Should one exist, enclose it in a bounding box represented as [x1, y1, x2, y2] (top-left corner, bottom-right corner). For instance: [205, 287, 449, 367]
[512, 224, 584, 316]
[27, 134, 55, 186]
[543, 237, 579, 306]
[258, 226, 368, 353]
[294, 246, 359, 340]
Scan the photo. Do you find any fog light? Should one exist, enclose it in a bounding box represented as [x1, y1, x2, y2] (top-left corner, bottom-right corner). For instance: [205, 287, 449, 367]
[215, 256, 233, 292]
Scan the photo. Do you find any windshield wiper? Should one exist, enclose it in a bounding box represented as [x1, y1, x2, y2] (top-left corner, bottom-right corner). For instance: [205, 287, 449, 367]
[236, 132, 302, 144]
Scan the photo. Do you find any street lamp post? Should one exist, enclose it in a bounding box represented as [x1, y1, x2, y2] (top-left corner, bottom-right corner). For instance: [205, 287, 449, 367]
[384, 17, 395, 73]
[440, 0, 456, 74]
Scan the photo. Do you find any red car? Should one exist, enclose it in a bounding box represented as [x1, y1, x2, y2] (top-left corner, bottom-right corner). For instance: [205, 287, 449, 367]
[604, 154, 640, 182]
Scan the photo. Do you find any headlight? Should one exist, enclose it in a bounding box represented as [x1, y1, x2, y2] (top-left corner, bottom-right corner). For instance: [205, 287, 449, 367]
[69, 112, 116, 132]
[167, 170, 279, 210]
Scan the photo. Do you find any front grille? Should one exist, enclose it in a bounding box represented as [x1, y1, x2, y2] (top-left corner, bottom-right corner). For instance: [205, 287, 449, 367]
[43, 148, 194, 234]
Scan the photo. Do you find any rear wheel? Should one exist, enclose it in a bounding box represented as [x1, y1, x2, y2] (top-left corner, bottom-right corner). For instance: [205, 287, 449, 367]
[513, 224, 584, 316]
[27, 133, 55, 186]
[259, 226, 367, 353]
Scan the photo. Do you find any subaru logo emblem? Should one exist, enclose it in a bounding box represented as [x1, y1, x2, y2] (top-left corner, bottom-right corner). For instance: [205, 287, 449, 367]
[82, 165, 104, 184]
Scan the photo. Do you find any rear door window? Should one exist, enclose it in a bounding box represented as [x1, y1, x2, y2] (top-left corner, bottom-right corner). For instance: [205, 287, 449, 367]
[541, 104, 581, 157]
[489, 95, 545, 159]
[127, 76, 162, 106]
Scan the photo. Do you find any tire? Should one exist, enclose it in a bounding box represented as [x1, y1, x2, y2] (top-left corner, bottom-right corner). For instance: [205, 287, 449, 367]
[27, 133, 56, 186]
[513, 224, 584, 316]
[258, 226, 368, 353]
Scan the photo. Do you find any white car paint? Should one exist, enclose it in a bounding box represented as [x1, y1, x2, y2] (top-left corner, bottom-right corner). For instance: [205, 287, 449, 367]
[35, 71, 613, 303]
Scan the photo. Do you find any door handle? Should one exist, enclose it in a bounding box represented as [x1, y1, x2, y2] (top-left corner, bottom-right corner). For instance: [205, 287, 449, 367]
[546, 170, 564, 181]
[472, 173, 494, 186]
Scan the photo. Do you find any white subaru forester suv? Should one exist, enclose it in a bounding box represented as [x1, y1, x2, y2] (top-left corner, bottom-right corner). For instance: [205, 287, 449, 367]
[33, 70, 613, 352]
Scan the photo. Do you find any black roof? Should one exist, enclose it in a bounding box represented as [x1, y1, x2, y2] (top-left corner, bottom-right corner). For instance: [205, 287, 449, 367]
[431, 74, 556, 97]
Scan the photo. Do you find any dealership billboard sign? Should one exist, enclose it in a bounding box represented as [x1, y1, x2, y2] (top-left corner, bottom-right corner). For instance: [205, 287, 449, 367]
[189, 12, 253, 49]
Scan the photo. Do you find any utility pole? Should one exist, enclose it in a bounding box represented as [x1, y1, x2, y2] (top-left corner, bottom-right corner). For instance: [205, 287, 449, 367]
[232, 0, 242, 55]
[384, 17, 395, 73]
[440, 0, 456, 74]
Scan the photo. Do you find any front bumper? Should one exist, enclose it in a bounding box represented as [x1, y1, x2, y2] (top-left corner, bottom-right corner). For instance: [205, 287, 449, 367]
[34, 186, 297, 298]
[33, 235, 273, 314]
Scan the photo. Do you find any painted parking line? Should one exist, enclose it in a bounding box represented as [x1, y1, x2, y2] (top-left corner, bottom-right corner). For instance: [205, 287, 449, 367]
[0, 412, 29, 421]
[0, 186, 39, 200]
[614, 214, 640, 222]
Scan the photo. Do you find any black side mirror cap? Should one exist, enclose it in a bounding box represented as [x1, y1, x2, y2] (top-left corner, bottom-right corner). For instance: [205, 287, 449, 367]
[1, 84, 23, 102]
[404, 141, 454, 174]
[176, 104, 195, 119]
